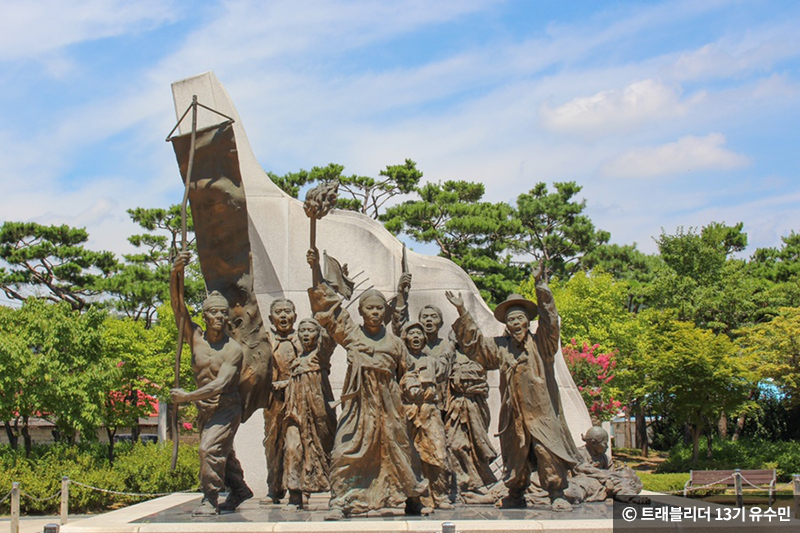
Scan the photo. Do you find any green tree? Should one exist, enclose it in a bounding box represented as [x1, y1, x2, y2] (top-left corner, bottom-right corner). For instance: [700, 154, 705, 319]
[0, 222, 117, 311]
[267, 163, 344, 198]
[644, 311, 753, 462]
[98, 311, 191, 462]
[513, 182, 610, 281]
[103, 205, 203, 326]
[337, 159, 423, 218]
[582, 243, 662, 312]
[649, 222, 770, 335]
[382, 180, 524, 305]
[737, 307, 800, 405]
[750, 232, 800, 309]
[528, 269, 632, 353]
[0, 300, 106, 454]
[268, 160, 423, 220]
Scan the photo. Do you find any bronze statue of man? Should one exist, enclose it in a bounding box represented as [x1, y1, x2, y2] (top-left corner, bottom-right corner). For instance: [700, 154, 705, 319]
[169, 252, 253, 516]
[262, 298, 302, 505]
[446, 261, 580, 512]
[562, 426, 649, 505]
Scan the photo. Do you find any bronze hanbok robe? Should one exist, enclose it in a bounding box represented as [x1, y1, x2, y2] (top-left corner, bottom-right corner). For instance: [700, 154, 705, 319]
[453, 281, 580, 489]
[309, 283, 427, 513]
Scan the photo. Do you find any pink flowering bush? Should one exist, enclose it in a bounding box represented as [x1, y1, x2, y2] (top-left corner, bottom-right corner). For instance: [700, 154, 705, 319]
[562, 339, 622, 422]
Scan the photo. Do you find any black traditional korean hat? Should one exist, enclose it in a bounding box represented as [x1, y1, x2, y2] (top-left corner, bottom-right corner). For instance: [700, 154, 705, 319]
[493, 293, 538, 323]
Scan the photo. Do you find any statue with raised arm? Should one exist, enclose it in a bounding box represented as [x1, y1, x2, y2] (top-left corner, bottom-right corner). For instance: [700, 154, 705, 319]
[306, 248, 429, 520]
[169, 251, 253, 517]
[392, 272, 454, 417]
[445, 261, 580, 512]
[393, 270, 497, 505]
[281, 317, 337, 510]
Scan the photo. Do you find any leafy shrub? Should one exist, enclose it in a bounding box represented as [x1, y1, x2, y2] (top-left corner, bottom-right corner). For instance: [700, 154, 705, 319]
[0, 442, 198, 514]
[657, 437, 800, 481]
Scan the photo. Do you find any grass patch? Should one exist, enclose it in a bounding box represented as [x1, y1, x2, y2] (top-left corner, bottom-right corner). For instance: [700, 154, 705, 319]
[637, 472, 689, 494]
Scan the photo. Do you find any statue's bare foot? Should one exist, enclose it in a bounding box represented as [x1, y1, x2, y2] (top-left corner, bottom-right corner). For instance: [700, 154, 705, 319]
[462, 491, 495, 505]
[192, 498, 219, 517]
[324, 507, 346, 521]
[283, 503, 301, 512]
[551, 497, 573, 512]
[438, 501, 454, 510]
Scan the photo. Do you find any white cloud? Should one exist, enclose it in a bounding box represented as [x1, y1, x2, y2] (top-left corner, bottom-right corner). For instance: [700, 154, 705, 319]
[670, 22, 800, 81]
[539, 79, 694, 136]
[601, 133, 750, 179]
[0, 0, 179, 61]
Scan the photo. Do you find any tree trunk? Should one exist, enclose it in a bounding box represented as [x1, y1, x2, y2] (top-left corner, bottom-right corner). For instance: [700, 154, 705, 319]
[626, 407, 633, 449]
[106, 427, 116, 465]
[21, 416, 32, 457]
[635, 402, 648, 458]
[718, 411, 728, 439]
[691, 425, 701, 464]
[3, 420, 18, 449]
[131, 423, 141, 444]
[705, 425, 714, 459]
[732, 390, 757, 441]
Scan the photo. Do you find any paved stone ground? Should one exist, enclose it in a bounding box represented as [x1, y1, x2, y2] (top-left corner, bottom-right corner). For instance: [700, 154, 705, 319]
[132, 493, 614, 524]
[0, 515, 89, 533]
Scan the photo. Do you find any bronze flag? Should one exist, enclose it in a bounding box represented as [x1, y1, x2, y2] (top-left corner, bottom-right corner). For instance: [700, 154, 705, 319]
[171, 121, 270, 422]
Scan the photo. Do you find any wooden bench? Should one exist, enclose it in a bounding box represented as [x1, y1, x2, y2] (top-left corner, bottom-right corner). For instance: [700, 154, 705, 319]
[683, 469, 776, 505]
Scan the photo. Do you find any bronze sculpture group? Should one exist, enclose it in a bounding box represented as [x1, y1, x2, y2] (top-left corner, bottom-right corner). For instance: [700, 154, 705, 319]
[167, 181, 647, 518]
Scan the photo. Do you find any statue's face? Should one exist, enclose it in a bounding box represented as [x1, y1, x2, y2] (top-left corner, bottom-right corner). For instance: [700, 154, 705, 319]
[204, 305, 228, 332]
[419, 307, 442, 336]
[297, 323, 320, 351]
[586, 438, 608, 456]
[505, 309, 529, 340]
[405, 327, 426, 352]
[270, 302, 296, 334]
[359, 295, 386, 329]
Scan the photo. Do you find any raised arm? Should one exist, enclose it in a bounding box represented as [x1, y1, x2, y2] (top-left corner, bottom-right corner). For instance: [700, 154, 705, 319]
[170, 251, 195, 342]
[445, 291, 500, 371]
[306, 248, 359, 347]
[532, 260, 559, 360]
[307, 246, 324, 289]
[391, 272, 412, 336]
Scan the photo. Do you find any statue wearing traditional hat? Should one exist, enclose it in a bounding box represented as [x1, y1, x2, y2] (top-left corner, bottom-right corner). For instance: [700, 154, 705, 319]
[445, 261, 580, 512]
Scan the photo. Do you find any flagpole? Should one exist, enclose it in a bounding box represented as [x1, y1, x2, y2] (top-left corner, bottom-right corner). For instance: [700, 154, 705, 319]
[171, 95, 197, 471]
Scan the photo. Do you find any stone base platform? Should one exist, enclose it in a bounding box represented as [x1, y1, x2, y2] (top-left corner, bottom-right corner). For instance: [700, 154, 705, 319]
[59, 492, 615, 533]
[59, 491, 799, 533]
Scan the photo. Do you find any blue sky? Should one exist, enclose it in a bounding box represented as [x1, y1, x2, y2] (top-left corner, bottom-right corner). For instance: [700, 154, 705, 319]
[2, 0, 799, 269]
